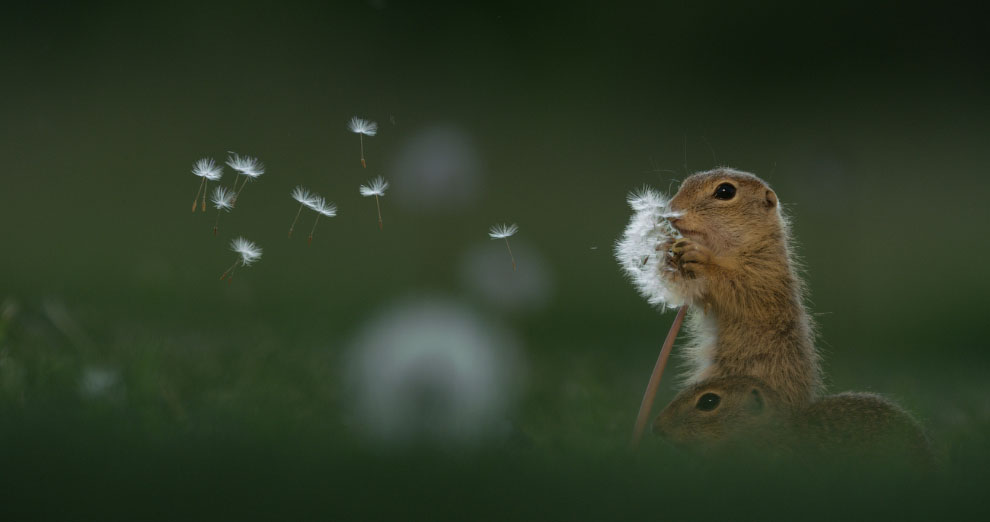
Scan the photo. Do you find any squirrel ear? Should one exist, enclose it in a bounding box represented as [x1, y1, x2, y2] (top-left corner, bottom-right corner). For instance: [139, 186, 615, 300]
[764, 190, 778, 209]
[748, 388, 765, 414]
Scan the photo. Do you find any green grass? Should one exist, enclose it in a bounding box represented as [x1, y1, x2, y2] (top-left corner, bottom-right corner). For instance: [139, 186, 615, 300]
[1, 289, 988, 520]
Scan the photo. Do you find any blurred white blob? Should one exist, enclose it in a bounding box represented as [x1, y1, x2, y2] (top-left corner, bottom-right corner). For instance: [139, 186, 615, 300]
[345, 297, 522, 447]
[79, 366, 121, 400]
[458, 240, 553, 313]
[388, 125, 483, 212]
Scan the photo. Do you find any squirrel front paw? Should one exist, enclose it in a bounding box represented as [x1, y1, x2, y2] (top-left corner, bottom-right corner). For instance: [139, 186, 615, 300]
[665, 237, 713, 278]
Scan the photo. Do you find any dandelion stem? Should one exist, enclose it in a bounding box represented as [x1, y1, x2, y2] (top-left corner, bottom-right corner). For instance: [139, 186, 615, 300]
[214, 207, 223, 236]
[360, 135, 366, 168]
[233, 177, 249, 204]
[289, 204, 305, 238]
[201, 181, 208, 212]
[192, 178, 205, 212]
[308, 213, 321, 245]
[504, 238, 516, 272]
[375, 195, 383, 230]
[220, 261, 238, 280]
[630, 305, 687, 450]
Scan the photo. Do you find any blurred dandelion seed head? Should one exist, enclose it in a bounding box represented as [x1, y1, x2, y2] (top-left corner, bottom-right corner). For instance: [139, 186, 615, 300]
[389, 125, 483, 212]
[79, 366, 121, 400]
[345, 297, 523, 447]
[459, 240, 553, 312]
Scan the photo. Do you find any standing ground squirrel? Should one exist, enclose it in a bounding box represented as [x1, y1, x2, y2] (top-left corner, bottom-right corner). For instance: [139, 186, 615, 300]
[653, 376, 932, 465]
[662, 168, 821, 406]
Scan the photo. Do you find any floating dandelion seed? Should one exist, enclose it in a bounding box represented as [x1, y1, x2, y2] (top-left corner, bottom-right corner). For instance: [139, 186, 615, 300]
[305, 196, 337, 245]
[348, 117, 378, 168]
[190, 158, 223, 212]
[225, 152, 265, 204]
[210, 186, 235, 236]
[220, 237, 262, 283]
[488, 223, 519, 272]
[288, 185, 318, 238]
[359, 176, 389, 230]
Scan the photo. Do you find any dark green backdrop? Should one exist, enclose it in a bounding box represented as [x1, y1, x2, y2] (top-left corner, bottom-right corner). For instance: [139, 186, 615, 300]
[2, 2, 988, 519]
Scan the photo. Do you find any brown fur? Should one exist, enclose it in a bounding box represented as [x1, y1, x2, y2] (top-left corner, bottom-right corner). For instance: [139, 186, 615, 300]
[663, 168, 821, 406]
[653, 376, 932, 465]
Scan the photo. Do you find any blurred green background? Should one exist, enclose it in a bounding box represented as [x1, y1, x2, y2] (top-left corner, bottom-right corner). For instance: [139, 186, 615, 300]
[2, 1, 988, 519]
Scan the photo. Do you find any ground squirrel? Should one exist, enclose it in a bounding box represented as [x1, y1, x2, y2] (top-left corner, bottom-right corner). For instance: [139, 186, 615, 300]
[661, 167, 821, 406]
[652, 376, 932, 465]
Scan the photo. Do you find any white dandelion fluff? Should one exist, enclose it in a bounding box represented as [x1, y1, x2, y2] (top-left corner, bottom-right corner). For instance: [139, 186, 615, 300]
[190, 158, 223, 212]
[305, 196, 338, 244]
[359, 176, 389, 230]
[613, 186, 685, 309]
[348, 116, 378, 168]
[291, 185, 318, 205]
[288, 185, 319, 238]
[488, 223, 519, 271]
[349, 117, 378, 136]
[211, 186, 235, 210]
[231, 237, 263, 266]
[359, 176, 389, 197]
[220, 237, 262, 282]
[225, 152, 265, 203]
[210, 186, 235, 236]
[313, 198, 337, 217]
[488, 223, 518, 239]
[226, 152, 265, 177]
[193, 158, 224, 181]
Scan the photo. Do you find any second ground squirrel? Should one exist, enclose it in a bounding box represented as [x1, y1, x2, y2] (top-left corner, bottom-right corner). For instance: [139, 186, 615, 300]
[652, 375, 931, 465]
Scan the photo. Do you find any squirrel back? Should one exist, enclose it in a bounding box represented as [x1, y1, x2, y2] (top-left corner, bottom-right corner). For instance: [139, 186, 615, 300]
[653, 375, 932, 467]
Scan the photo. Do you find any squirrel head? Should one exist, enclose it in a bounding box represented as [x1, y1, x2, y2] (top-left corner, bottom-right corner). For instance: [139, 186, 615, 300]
[667, 168, 782, 254]
[653, 375, 788, 448]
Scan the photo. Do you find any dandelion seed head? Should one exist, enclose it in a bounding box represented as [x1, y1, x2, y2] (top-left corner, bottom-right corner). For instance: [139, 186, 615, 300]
[192, 158, 223, 181]
[488, 223, 518, 239]
[225, 152, 265, 178]
[211, 186, 235, 211]
[359, 176, 389, 197]
[230, 237, 263, 266]
[348, 117, 378, 136]
[614, 186, 686, 308]
[307, 196, 337, 217]
[291, 185, 319, 206]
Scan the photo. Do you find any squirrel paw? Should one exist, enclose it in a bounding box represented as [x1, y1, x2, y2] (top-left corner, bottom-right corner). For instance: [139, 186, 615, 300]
[668, 237, 713, 278]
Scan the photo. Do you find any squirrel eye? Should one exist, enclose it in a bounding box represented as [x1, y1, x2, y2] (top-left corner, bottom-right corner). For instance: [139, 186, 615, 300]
[713, 183, 736, 200]
[696, 393, 721, 411]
